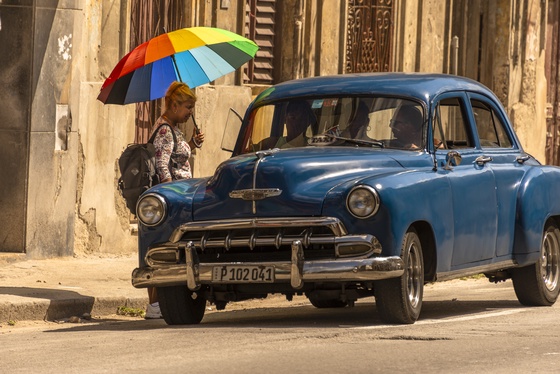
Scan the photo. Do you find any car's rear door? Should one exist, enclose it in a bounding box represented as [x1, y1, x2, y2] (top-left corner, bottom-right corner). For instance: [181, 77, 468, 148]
[432, 92, 499, 267]
[466, 92, 530, 258]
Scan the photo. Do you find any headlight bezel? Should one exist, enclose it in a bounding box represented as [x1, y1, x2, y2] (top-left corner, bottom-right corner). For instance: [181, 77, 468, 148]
[346, 185, 380, 219]
[136, 193, 167, 226]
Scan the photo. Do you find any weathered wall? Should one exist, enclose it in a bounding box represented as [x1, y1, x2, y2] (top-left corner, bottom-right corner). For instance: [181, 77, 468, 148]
[74, 0, 137, 255]
[396, 0, 548, 162]
[188, 85, 253, 178]
[73, 0, 254, 255]
[505, 0, 548, 163]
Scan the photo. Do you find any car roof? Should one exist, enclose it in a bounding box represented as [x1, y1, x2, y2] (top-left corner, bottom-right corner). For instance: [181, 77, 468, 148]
[253, 73, 498, 106]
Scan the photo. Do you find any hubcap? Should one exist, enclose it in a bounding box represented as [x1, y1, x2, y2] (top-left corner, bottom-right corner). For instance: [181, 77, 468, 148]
[406, 242, 422, 308]
[541, 228, 560, 292]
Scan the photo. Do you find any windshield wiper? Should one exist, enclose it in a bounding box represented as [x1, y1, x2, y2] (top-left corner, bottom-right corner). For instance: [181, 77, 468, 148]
[326, 134, 385, 148]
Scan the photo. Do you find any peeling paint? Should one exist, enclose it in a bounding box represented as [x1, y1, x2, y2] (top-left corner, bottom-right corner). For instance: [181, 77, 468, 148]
[58, 34, 72, 61]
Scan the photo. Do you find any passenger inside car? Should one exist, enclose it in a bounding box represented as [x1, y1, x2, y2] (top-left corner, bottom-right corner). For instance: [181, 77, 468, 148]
[275, 100, 315, 148]
[388, 105, 423, 149]
[254, 100, 316, 150]
[341, 100, 371, 140]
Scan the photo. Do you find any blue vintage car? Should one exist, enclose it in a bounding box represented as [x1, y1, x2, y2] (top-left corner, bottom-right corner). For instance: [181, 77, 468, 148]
[132, 73, 560, 325]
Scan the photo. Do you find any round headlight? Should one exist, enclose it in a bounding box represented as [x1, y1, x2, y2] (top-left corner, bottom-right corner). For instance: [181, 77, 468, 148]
[136, 194, 167, 226]
[346, 185, 380, 219]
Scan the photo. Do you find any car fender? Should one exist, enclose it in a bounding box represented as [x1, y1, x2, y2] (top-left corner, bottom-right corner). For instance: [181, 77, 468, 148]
[514, 166, 560, 264]
[137, 178, 207, 262]
[323, 169, 453, 265]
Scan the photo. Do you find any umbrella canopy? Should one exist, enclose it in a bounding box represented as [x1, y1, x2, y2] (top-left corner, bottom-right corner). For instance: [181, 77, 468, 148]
[97, 27, 258, 105]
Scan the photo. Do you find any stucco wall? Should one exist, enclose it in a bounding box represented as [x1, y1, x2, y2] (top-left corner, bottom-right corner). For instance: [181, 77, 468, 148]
[25, 1, 81, 258]
[189, 85, 253, 178]
[506, 0, 548, 163]
[72, 0, 137, 255]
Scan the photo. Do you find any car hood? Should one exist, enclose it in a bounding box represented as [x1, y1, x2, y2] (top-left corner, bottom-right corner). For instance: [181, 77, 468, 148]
[192, 147, 407, 220]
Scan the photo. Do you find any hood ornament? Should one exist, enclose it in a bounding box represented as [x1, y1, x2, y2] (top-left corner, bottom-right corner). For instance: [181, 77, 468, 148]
[230, 148, 281, 213]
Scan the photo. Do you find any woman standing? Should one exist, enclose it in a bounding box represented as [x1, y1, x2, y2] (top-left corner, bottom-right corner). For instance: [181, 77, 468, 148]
[145, 81, 205, 319]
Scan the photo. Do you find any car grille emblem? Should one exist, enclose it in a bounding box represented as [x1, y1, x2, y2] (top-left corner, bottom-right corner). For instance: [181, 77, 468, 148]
[229, 188, 282, 201]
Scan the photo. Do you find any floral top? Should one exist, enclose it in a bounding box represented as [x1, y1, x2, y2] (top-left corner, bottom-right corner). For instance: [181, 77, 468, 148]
[151, 116, 192, 181]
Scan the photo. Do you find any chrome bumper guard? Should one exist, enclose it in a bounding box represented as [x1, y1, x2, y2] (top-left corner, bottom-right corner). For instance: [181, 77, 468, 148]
[132, 240, 405, 290]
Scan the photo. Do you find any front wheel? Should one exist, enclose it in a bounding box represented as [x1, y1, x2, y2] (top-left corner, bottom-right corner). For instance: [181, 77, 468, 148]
[374, 228, 424, 324]
[512, 221, 560, 306]
[157, 285, 206, 325]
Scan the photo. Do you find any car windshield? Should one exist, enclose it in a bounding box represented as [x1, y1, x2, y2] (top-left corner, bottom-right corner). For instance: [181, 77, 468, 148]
[240, 96, 425, 154]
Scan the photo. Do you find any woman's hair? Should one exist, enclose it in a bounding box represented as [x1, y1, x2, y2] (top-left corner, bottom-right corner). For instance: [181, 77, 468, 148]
[164, 81, 197, 109]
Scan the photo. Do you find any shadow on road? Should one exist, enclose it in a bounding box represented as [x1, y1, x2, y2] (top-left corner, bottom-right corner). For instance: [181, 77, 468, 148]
[43, 298, 526, 333]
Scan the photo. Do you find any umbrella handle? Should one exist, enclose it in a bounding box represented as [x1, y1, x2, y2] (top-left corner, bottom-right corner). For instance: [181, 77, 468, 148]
[192, 116, 201, 135]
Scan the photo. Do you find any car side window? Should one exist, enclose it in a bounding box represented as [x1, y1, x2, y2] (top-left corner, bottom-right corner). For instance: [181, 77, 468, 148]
[433, 97, 473, 149]
[470, 99, 513, 148]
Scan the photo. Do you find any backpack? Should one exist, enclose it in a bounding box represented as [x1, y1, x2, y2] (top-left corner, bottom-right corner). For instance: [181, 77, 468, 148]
[117, 123, 177, 215]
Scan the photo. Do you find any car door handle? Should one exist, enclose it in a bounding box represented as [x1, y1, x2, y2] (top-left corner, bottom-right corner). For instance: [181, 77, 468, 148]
[516, 154, 530, 164]
[475, 155, 493, 166]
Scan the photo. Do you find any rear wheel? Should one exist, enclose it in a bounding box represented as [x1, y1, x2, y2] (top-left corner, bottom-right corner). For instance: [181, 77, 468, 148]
[512, 221, 560, 306]
[375, 228, 424, 324]
[157, 286, 206, 325]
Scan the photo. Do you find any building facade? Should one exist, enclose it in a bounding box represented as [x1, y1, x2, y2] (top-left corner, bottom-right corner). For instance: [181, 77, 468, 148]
[0, 0, 558, 258]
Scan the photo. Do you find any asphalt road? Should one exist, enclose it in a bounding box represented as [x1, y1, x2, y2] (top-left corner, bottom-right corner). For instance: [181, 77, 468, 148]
[1, 278, 559, 373]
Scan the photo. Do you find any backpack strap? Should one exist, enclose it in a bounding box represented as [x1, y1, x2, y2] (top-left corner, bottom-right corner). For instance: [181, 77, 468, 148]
[149, 123, 178, 180]
[148, 123, 177, 152]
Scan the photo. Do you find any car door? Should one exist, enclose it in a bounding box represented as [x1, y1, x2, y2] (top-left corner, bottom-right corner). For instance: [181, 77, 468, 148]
[432, 93, 499, 267]
[467, 93, 530, 258]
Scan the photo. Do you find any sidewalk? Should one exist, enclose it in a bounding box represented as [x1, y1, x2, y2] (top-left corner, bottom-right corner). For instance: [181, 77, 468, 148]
[0, 253, 148, 323]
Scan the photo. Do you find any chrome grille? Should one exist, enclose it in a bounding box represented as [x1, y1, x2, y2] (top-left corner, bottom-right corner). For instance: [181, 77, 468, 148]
[146, 217, 379, 266]
[170, 217, 348, 262]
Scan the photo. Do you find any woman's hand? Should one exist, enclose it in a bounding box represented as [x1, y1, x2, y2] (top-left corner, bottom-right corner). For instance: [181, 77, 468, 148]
[191, 128, 205, 148]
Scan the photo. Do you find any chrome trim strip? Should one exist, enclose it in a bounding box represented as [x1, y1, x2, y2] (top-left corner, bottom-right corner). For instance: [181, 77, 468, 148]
[169, 217, 349, 243]
[174, 234, 376, 252]
[132, 256, 405, 289]
[436, 260, 517, 281]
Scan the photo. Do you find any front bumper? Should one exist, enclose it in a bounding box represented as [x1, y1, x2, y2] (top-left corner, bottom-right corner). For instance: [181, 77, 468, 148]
[132, 241, 405, 290]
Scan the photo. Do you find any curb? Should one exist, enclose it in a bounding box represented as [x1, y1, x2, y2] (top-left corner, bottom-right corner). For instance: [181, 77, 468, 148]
[0, 296, 148, 323]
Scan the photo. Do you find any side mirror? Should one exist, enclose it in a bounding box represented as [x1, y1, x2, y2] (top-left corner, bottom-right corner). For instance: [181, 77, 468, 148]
[444, 150, 462, 170]
[221, 108, 243, 152]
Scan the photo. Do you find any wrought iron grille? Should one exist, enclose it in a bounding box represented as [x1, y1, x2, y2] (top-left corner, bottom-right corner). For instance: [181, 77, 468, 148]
[130, 0, 185, 143]
[346, 0, 394, 73]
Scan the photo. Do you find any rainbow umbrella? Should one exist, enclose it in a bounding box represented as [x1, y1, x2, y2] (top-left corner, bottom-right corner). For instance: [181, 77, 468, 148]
[97, 27, 258, 105]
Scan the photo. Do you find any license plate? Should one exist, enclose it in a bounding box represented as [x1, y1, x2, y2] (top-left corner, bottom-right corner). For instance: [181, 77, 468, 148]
[212, 266, 275, 283]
